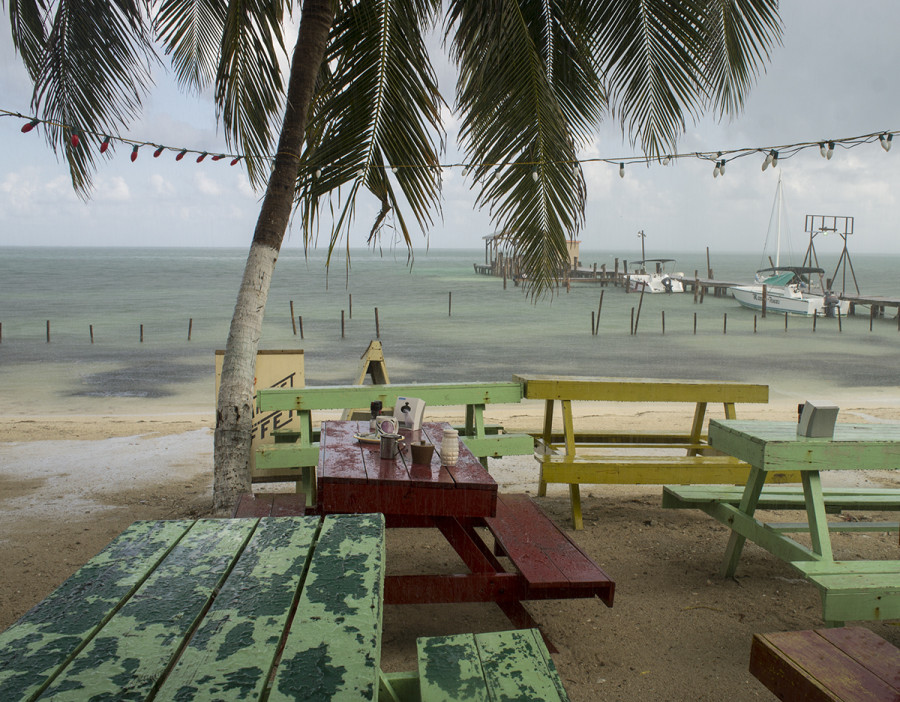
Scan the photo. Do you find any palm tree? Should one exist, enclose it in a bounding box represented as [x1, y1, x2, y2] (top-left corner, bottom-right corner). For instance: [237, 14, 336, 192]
[7, 0, 781, 510]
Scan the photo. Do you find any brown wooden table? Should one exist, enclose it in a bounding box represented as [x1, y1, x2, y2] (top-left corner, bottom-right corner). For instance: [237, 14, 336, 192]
[318, 420, 615, 643]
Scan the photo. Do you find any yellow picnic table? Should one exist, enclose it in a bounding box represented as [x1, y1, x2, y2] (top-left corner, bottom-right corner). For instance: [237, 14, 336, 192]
[513, 374, 796, 529]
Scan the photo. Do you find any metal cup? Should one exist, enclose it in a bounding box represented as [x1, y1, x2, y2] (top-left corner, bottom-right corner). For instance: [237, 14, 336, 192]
[379, 433, 400, 459]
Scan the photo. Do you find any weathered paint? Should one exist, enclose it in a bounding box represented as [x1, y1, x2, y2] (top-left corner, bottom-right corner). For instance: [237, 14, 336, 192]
[270, 513, 385, 702]
[418, 634, 489, 702]
[0, 520, 192, 702]
[154, 516, 320, 701]
[36, 519, 256, 701]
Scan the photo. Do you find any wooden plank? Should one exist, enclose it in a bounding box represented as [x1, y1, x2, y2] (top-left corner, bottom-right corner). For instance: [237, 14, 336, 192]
[750, 628, 900, 702]
[461, 433, 534, 458]
[258, 382, 525, 412]
[232, 492, 276, 517]
[320, 420, 371, 484]
[155, 517, 319, 700]
[417, 633, 490, 702]
[485, 494, 615, 598]
[37, 519, 257, 701]
[0, 520, 191, 702]
[513, 374, 768, 404]
[475, 629, 568, 701]
[255, 443, 321, 469]
[662, 485, 900, 511]
[270, 513, 386, 702]
[819, 627, 900, 689]
[320, 481, 496, 517]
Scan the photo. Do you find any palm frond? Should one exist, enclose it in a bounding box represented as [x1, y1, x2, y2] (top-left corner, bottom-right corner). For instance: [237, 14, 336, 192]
[25, 0, 157, 194]
[596, 0, 781, 157]
[154, 0, 228, 92]
[449, 0, 599, 295]
[215, 0, 289, 188]
[703, 0, 782, 116]
[295, 0, 444, 253]
[8, 0, 48, 80]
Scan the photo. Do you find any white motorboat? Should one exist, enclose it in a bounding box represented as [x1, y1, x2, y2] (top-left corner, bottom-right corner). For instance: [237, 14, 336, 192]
[731, 267, 850, 316]
[730, 175, 849, 317]
[626, 259, 684, 293]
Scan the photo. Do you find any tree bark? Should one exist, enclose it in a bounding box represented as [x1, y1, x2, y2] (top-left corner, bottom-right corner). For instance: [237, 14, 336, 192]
[213, 0, 335, 512]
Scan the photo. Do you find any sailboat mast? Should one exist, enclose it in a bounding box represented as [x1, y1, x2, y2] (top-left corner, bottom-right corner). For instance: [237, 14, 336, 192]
[775, 174, 782, 268]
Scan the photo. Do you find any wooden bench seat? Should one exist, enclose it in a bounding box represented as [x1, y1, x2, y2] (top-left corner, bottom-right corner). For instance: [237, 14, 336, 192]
[791, 561, 900, 624]
[381, 628, 570, 702]
[662, 485, 900, 512]
[750, 626, 900, 701]
[482, 493, 615, 603]
[232, 492, 307, 517]
[540, 453, 772, 485]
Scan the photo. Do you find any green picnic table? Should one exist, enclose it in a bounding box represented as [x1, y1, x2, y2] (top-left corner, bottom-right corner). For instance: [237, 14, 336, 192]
[663, 420, 900, 624]
[0, 514, 570, 701]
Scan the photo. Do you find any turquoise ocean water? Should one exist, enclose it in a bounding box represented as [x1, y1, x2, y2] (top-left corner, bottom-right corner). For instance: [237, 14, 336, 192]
[0, 246, 897, 415]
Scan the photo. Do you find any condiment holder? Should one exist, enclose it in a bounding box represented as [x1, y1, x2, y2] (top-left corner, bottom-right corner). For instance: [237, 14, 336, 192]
[410, 440, 435, 465]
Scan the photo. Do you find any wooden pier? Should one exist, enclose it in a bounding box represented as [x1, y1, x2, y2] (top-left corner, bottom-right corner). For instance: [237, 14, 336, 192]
[842, 294, 900, 318]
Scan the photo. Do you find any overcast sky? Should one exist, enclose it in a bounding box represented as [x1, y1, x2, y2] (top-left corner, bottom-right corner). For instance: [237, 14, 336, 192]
[1, 2, 899, 255]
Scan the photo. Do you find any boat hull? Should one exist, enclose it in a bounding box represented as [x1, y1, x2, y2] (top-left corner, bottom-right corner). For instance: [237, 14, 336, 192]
[731, 285, 850, 316]
[627, 274, 684, 294]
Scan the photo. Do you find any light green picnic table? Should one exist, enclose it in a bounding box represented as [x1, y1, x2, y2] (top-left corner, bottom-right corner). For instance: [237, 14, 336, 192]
[663, 419, 900, 624]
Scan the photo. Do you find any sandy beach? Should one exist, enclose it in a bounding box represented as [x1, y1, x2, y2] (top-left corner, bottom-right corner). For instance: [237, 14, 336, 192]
[2, 394, 900, 701]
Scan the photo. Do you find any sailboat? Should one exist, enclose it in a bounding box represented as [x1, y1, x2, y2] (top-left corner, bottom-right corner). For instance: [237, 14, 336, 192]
[730, 176, 850, 317]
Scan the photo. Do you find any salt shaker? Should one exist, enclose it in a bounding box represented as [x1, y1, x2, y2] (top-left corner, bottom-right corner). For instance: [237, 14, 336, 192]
[440, 428, 459, 466]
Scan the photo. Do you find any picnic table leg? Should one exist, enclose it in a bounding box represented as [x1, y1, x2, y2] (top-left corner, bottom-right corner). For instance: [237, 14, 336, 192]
[720, 465, 767, 578]
[802, 471, 834, 562]
[687, 402, 708, 456]
[466, 404, 489, 468]
[537, 400, 554, 497]
[722, 401, 737, 420]
[561, 400, 584, 530]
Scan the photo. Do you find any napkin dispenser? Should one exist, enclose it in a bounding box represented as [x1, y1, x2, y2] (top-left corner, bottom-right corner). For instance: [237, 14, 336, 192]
[797, 401, 839, 438]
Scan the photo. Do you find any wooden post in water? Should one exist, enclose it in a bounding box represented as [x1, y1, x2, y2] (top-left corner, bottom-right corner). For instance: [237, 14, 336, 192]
[784, 312, 788, 332]
[813, 311, 817, 332]
[723, 313, 727, 334]
[188, 318, 193, 341]
[706, 247, 712, 278]
[597, 291, 604, 330]
[693, 312, 697, 335]
[341, 310, 345, 338]
[754, 315, 757, 333]
[0, 322, 3, 343]
[375, 308, 380, 338]
[591, 311, 595, 336]
[290, 301, 297, 335]
[634, 289, 645, 334]
[90, 325, 94, 343]
[46, 320, 50, 343]
[693, 272, 699, 304]
[614, 258, 619, 286]
[838, 308, 842, 332]
[299, 316, 304, 339]
[630, 307, 635, 335]
[761, 285, 767, 318]
[870, 306, 875, 332]
[349, 294, 353, 319]
[661, 310, 665, 335]
[140, 324, 144, 342]
[448, 292, 452, 317]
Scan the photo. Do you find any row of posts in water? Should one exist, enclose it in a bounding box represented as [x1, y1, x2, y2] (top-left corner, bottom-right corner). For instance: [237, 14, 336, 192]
[6, 299, 896, 346]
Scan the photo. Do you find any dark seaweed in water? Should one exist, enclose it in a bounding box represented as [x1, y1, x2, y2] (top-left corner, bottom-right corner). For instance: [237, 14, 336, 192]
[72, 362, 207, 399]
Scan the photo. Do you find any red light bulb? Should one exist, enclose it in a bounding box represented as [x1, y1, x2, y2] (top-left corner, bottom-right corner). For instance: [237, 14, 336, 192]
[21, 119, 39, 133]
[153, 146, 164, 158]
[100, 136, 111, 153]
[131, 145, 139, 162]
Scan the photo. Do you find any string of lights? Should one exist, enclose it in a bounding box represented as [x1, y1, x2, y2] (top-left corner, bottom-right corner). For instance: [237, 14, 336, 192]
[2, 107, 895, 178]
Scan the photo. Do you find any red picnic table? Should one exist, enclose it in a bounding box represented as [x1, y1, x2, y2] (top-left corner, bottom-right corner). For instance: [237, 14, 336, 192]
[318, 420, 615, 641]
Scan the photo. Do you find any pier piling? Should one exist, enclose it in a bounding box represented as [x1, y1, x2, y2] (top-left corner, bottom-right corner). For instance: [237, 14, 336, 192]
[375, 307, 380, 338]
[188, 318, 192, 341]
[341, 310, 345, 339]
[46, 320, 50, 343]
[290, 301, 297, 335]
[299, 316, 304, 340]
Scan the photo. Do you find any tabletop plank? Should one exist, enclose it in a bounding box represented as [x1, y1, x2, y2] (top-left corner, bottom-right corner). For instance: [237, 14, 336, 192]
[513, 374, 768, 403]
[0, 520, 192, 702]
[154, 517, 320, 701]
[420, 424, 495, 491]
[37, 519, 256, 701]
[270, 513, 385, 701]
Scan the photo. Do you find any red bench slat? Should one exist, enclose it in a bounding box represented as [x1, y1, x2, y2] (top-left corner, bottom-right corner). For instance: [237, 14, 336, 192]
[232, 493, 306, 518]
[750, 627, 900, 702]
[484, 493, 614, 603]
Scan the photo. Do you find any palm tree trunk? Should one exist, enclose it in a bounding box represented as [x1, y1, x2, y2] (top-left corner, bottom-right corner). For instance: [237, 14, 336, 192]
[213, 0, 334, 512]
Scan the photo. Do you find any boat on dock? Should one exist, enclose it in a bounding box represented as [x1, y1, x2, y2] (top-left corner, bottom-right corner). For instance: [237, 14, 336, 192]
[731, 267, 850, 316]
[627, 259, 684, 293]
[730, 175, 848, 316]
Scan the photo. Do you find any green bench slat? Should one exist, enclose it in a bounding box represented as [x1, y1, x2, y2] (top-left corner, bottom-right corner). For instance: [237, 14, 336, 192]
[269, 513, 385, 702]
[155, 517, 319, 700]
[790, 561, 900, 623]
[38, 519, 257, 701]
[417, 629, 568, 702]
[462, 433, 535, 458]
[255, 443, 321, 469]
[663, 485, 900, 511]
[0, 520, 192, 702]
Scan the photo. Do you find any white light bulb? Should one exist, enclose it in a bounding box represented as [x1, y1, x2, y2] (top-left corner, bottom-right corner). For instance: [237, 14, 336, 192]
[357, 168, 365, 178]
[881, 134, 893, 152]
[819, 143, 827, 158]
[713, 163, 720, 178]
[662, 155, 671, 165]
[315, 168, 322, 178]
[532, 170, 539, 182]
[771, 151, 779, 168]
[391, 166, 398, 174]
[619, 163, 625, 178]
[827, 142, 834, 160]
[719, 160, 726, 175]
